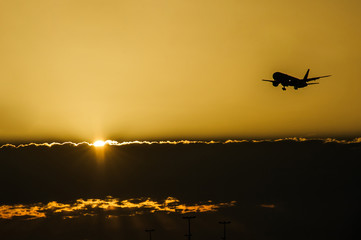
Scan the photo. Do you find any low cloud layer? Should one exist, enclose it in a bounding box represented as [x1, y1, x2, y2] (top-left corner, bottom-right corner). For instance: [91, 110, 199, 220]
[0, 197, 236, 220]
[1, 137, 361, 149]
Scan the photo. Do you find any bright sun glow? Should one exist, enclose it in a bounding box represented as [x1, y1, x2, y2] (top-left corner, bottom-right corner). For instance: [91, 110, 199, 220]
[93, 140, 106, 147]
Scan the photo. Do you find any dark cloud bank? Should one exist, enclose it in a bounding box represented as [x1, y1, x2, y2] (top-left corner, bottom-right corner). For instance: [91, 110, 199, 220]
[0, 140, 360, 240]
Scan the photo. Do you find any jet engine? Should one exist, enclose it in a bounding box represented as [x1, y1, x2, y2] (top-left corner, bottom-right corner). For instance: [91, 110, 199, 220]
[272, 82, 279, 87]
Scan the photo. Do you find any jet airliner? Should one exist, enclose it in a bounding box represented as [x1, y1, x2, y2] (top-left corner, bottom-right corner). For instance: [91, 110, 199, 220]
[263, 69, 331, 90]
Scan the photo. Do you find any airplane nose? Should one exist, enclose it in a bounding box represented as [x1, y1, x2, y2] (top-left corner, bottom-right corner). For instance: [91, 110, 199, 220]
[273, 72, 280, 79]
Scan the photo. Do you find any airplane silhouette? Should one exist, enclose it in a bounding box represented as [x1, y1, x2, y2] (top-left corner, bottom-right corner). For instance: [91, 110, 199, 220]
[263, 69, 331, 91]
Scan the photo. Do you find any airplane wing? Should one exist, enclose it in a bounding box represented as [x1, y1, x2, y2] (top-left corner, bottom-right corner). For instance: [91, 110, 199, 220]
[262, 79, 275, 82]
[306, 75, 331, 82]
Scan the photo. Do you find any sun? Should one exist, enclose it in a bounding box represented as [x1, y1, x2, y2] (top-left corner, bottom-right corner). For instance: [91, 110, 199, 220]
[93, 140, 106, 147]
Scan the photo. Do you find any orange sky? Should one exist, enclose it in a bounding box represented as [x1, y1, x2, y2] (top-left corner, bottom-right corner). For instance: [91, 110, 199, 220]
[1, 0, 361, 141]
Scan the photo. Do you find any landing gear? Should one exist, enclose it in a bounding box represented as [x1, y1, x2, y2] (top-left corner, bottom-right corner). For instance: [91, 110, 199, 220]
[294, 87, 298, 90]
[282, 87, 286, 91]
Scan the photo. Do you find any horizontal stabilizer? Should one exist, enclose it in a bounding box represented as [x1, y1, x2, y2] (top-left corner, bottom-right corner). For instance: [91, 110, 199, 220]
[307, 82, 319, 85]
[262, 79, 275, 82]
[306, 75, 331, 81]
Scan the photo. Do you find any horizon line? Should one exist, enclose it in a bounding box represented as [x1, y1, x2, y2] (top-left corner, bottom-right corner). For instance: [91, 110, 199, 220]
[1, 137, 361, 149]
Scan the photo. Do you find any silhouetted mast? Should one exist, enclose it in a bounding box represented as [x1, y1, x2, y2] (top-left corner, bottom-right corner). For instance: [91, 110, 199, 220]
[145, 229, 155, 240]
[183, 216, 196, 240]
[219, 221, 231, 240]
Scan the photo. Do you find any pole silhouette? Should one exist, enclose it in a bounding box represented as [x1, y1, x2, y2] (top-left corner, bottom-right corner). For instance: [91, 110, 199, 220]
[183, 216, 196, 240]
[219, 221, 231, 240]
[145, 229, 155, 240]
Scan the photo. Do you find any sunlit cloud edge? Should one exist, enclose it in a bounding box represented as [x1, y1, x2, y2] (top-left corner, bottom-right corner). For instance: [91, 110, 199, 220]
[1, 137, 361, 149]
[0, 197, 236, 220]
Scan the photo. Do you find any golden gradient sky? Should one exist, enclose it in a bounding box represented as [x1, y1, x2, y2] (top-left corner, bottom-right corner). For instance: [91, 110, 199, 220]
[1, 0, 361, 141]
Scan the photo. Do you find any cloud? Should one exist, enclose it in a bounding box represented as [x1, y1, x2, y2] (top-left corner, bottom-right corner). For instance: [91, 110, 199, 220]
[0, 141, 90, 149]
[260, 204, 276, 208]
[0, 197, 236, 220]
[1, 137, 361, 149]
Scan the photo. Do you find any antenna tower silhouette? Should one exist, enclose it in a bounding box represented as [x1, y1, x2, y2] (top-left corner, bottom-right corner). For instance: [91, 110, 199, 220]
[183, 216, 196, 240]
[219, 221, 231, 240]
[145, 229, 155, 240]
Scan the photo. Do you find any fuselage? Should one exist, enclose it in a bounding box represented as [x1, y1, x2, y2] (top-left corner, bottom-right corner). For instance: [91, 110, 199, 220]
[272, 72, 307, 89]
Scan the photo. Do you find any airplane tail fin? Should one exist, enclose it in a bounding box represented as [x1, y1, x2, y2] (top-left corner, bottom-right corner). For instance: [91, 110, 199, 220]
[303, 69, 310, 80]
